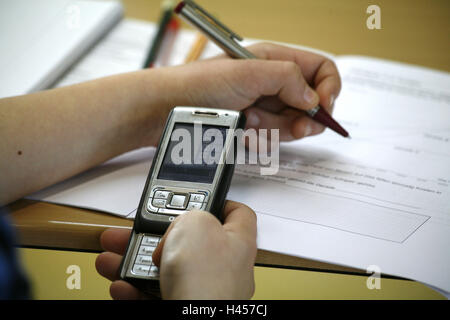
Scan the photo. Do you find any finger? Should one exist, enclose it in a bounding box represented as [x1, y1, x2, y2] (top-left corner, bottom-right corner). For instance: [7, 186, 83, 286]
[100, 228, 131, 255]
[153, 202, 257, 266]
[95, 251, 122, 281]
[247, 43, 341, 114]
[246, 106, 327, 140]
[312, 58, 341, 114]
[292, 115, 326, 138]
[152, 211, 216, 268]
[205, 41, 328, 81]
[110, 280, 147, 300]
[279, 107, 326, 138]
[252, 95, 286, 114]
[222, 200, 257, 245]
[152, 217, 179, 268]
[206, 42, 340, 114]
[245, 42, 335, 85]
[241, 59, 320, 112]
[244, 107, 295, 141]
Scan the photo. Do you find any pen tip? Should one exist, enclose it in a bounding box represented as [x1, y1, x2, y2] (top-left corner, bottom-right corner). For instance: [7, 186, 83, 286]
[346, 135, 352, 139]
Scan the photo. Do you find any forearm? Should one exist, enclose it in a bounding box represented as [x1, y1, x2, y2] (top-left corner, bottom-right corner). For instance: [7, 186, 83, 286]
[0, 44, 341, 206]
[0, 69, 171, 205]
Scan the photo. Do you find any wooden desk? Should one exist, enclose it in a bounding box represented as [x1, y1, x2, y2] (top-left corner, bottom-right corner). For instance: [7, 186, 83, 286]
[7, 0, 450, 286]
[10, 199, 362, 274]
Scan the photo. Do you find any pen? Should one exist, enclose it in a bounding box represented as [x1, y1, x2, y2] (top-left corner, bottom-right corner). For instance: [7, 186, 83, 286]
[175, 0, 350, 138]
[143, 0, 176, 68]
[184, 32, 208, 63]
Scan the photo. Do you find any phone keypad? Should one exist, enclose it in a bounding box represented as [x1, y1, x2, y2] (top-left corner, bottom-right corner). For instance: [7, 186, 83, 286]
[135, 255, 152, 265]
[190, 193, 205, 203]
[131, 235, 160, 278]
[138, 245, 155, 255]
[168, 194, 188, 209]
[186, 202, 202, 210]
[142, 235, 159, 246]
[147, 188, 208, 216]
[154, 190, 170, 199]
[132, 264, 151, 276]
[152, 198, 167, 208]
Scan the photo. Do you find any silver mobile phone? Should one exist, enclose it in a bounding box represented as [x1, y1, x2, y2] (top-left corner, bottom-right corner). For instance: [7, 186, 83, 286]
[119, 106, 246, 295]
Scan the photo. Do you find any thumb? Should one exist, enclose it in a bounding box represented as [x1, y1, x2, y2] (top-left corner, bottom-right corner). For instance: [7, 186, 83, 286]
[152, 218, 178, 268]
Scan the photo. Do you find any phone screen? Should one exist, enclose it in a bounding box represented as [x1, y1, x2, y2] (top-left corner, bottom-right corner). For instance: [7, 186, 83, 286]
[157, 123, 228, 184]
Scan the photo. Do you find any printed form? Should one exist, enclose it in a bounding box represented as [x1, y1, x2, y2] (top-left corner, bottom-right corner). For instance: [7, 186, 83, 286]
[229, 56, 450, 293]
[28, 19, 450, 293]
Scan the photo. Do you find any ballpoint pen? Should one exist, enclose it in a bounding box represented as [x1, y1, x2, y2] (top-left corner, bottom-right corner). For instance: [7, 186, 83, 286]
[175, 0, 350, 138]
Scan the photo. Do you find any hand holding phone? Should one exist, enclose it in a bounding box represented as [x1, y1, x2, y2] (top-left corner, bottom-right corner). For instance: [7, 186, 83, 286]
[153, 200, 257, 299]
[97, 199, 257, 300]
[119, 106, 246, 295]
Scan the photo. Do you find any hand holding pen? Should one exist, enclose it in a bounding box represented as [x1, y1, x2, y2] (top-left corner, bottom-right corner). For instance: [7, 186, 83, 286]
[175, 0, 349, 138]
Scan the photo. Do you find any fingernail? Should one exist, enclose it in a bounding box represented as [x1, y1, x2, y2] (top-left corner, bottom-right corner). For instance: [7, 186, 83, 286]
[304, 87, 318, 105]
[329, 94, 335, 108]
[303, 124, 313, 137]
[246, 111, 260, 127]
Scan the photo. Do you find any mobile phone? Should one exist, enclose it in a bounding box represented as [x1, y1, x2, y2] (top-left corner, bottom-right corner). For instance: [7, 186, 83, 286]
[119, 106, 246, 295]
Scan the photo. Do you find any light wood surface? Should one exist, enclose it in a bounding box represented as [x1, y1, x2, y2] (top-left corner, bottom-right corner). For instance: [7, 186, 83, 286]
[7, 0, 449, 277]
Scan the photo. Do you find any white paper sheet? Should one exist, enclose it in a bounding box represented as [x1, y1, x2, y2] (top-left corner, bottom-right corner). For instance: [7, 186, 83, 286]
[229, 56, 450, 293]
[28, 19, 450, 294]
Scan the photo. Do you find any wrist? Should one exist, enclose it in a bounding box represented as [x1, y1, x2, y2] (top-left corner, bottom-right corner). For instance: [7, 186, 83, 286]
[126, 68, 178, 148]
